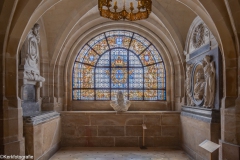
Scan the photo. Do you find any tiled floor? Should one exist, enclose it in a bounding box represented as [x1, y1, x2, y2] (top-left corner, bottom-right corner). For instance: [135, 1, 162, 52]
[50, 147, 191, 160]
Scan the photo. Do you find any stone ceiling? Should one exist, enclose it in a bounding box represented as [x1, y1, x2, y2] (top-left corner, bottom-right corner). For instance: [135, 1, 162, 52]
[39, 0, 196, 64]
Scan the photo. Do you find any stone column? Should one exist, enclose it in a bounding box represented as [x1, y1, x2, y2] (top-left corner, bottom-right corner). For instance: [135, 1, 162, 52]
[0, 0, 25, 155]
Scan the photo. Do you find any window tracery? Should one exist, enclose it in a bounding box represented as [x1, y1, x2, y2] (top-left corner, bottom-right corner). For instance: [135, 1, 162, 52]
[73, 30, 166, 101]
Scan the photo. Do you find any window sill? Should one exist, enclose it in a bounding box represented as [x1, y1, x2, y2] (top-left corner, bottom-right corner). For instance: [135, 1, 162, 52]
[71, 101, 169, 111]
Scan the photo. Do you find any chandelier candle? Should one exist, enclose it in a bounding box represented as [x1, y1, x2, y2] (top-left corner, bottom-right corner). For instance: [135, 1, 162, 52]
[98, 0, 152, 21]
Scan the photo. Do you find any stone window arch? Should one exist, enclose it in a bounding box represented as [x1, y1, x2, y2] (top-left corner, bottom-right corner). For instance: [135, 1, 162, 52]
[72, 30, 166, 101]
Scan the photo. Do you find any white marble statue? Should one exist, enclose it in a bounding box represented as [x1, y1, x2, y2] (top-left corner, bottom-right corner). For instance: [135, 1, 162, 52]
[20, 23, 45, 82]
[185, 64, 194, 106]
[110, 91, 131, 112]
[193, 71, 205, 101]
[202, 55, 215, 108]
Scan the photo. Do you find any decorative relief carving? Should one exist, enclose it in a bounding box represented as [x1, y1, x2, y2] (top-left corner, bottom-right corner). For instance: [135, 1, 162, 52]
[110, 91, 131, 112]
[188, 22, 210, 54]
[192, 23, 205, 49]
[20, 23, 45, 82]
[185, 55, 215, 108]
[193, 70, 205, 101]
[202, 55, 215, 108]
[185, 64, 194, 106]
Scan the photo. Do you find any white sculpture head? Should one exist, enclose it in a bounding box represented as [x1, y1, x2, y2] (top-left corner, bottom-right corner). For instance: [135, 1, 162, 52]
[117, 91, 124, 101]
[110, 91, 131, 112]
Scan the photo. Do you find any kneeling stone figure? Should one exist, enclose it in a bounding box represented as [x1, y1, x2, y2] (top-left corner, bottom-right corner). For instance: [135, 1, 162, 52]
[110, 91, 131, 112]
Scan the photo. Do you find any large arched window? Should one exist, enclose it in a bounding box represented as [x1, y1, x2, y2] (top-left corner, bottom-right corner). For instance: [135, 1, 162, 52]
[72, 30, 166, 101]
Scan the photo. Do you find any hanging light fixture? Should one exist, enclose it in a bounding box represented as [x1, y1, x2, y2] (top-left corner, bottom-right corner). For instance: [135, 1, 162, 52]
[98, 0, 152, 21]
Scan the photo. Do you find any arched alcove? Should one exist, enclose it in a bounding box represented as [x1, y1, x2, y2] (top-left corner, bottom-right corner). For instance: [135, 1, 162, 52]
[66, 26, 175, 111]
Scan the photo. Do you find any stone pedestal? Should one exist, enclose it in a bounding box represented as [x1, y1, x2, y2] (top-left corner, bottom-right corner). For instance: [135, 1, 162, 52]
[23, 112, 61, 160]
[181, 106, 220, 160]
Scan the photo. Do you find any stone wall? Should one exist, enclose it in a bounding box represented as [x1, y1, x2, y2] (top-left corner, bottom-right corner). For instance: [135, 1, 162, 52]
[181, 115, 220, 160]
[23, 117, 61, 160]
[61, 111, 180, 147]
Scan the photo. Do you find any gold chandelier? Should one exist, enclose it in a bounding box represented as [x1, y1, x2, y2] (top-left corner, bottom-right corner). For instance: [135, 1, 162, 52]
[98, 0, 152, 21]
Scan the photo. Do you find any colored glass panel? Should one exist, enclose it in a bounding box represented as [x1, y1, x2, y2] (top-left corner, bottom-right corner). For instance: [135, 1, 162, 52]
[129, 90, 143, 100]
[72, 30, 166, 101]
[111, 48, 128, 67]
[80, 89, 94, 100]
[76, 45, 90, 63]
[158, 90, 166, 100]
[107, 36, 131, 49]
[88, 33, 105, 46]
[129, 68, 143, 88]
[79, 64, 94, 88]
[140, 49, 155, 66]
[111, 68, 128, 88]
[129, 52, 142, 67]
[91, 39, 108, 55]
[83, 49, 99, 65]
[148, 45, 162, 62]
[133, 34, 151, 46]
[96, 90, 110, 100]
[144, 90, 158, 100]
[97, 52, 110, 67]
[105, 30, 133, 38]
[129, 39, 146, 55]
[73, 89, 81, 100]
[157, 63, 165, 89]
[144, 66, 158, 89]
[95, 68, 110, 88]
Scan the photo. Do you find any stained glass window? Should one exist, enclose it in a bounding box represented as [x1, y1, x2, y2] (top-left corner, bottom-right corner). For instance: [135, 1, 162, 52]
[73, 30, 166, 101]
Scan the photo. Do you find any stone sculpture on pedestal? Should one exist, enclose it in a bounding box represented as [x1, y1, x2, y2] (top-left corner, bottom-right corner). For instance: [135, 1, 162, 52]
[19, 23, 45, 116]
[203, 55, 215, 108]
[110, 91, 131, 112]
[20, 23, 45, 83]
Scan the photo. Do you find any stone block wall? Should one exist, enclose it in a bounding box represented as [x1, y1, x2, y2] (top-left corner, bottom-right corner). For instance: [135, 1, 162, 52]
[61, 111, 180, 147]
[181, 115, 220, 160]
[23, 117, 61, 160]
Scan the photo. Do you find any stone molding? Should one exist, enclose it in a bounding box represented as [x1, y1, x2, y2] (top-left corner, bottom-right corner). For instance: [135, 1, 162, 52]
[181, 106, 220, 123]
[23, 111, 60, 125]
